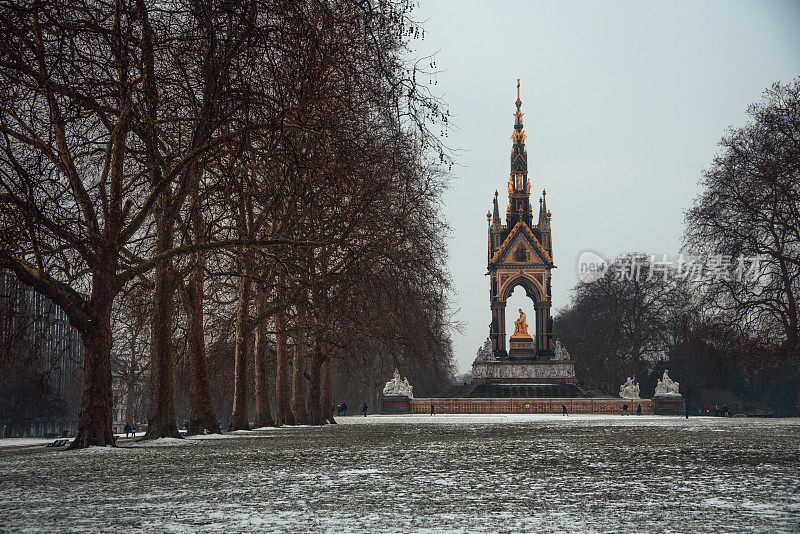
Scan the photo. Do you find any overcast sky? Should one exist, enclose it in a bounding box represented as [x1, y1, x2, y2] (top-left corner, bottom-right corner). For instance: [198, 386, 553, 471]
[410, 0, 800, 373]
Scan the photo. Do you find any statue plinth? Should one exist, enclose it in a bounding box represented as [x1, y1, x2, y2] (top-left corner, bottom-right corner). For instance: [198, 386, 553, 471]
[652, 370, 684, 415]
[380, 369, 413, 414]
[508, 335, 536, 360]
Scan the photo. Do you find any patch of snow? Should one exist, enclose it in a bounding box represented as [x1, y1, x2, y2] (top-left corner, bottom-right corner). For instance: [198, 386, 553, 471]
[0, 437, 53, 448]
[185, 433, 240, 440]
[125, 437, 195, 447]
[1, 415, 798, 532]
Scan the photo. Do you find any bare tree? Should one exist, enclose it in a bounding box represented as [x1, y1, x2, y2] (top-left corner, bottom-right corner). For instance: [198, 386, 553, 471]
[685, 78, 800, 413]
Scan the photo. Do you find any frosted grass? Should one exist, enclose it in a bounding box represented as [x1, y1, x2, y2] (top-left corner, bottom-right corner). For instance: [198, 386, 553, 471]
[1, 414, 798, 532]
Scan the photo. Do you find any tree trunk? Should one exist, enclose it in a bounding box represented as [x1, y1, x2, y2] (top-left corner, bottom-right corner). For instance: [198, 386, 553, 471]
[144, 213, 182, 440]
[321, 352, 336, 424]
[254, 286, 275, 428]
[308, 338, 323, 425]
[124, 337, 139, 428]
[229, 269, 251, 430]
[292, 303, 311, 424]
[68, 271, 116, 449]
[794, 342, 800, 417]
[274, 280, 294, 426]
[124, 377, 136, 428]
[185, 253, 220, 435]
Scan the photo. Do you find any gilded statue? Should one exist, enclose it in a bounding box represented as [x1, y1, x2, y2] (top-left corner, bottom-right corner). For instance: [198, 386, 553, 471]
[512, 308, 529, 337]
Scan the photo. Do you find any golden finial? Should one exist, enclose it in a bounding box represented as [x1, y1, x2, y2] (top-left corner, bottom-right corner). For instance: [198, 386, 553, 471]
[516, 79, 521, 109]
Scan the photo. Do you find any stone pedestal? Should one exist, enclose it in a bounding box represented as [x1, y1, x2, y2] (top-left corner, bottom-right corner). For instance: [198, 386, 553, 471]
[508, 336, 536, 360]
[381, 395, 411, 414]
[653, 395, 685, 415]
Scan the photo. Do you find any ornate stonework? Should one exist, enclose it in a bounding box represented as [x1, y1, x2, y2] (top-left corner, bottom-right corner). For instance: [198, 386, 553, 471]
[473, 80, 576, 387]
[383, 368, 414, 398]
[619, 377, 641, 399]
[654, 370, 680, 397]
[472, 361, 576, 384]
[485, 80, 555, 361]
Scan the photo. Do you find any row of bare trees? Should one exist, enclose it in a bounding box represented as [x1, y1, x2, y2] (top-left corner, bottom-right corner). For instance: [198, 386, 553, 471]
[0, 0, 455, 448]
[684, 79, 800, 414]
[555, 256, 692, 394]
[557, 79, 800, 414]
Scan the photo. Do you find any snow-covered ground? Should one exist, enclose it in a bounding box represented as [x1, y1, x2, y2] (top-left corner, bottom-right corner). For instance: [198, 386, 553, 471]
[0, 437, 55, 448]
[1, 414, 798, 532]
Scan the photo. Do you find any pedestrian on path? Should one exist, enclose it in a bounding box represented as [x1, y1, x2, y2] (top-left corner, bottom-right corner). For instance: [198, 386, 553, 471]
[636, 404, 642, 415]
[362, 403, 369, 417]
[562, 404, 568, 416]
[431, 402, 435, 416]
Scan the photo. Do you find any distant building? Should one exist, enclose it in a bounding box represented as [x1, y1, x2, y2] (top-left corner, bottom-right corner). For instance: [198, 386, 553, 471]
[0, 270, 84, 438]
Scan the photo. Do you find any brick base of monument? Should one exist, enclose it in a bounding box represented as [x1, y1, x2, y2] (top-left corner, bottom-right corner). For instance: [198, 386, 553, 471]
[381, 395, 412, 414]
[411, 398, 654, 415]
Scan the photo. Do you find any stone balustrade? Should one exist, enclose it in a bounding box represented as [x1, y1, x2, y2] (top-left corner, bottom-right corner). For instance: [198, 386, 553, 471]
[411, 398, 654, 415]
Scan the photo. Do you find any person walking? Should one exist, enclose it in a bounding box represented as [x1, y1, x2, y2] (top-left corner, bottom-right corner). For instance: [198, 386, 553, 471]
[341, 402, 347, 416]
[636, 404, 642, 415]
[623, 403, 628, 415]
[430, 402, 435, 416]
[562, 404, 568, 416]
[362, 403, 369, 417]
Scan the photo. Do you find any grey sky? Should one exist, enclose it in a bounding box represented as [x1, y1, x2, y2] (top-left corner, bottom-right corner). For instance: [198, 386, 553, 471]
[410, 0, 800, 373]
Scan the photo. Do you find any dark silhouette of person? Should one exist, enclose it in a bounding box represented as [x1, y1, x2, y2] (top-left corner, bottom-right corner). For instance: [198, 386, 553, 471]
[562, 404, 568, 416]
[636, 404, 642, 415]
[362, 403, 369, 417]
[341, 402, 347, 416]
[431, 402, 435, 416]
[623, 403, 628, 415]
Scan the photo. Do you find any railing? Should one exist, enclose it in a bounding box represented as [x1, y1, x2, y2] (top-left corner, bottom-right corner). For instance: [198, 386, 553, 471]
[411, 398, 654, 415]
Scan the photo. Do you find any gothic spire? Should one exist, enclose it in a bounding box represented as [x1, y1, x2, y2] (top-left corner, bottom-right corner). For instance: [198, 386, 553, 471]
[512, 78, 525, 138]
[507, 79, 532, 228]
[492, 190, 501, 226]
[538, 195, 543, 223]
